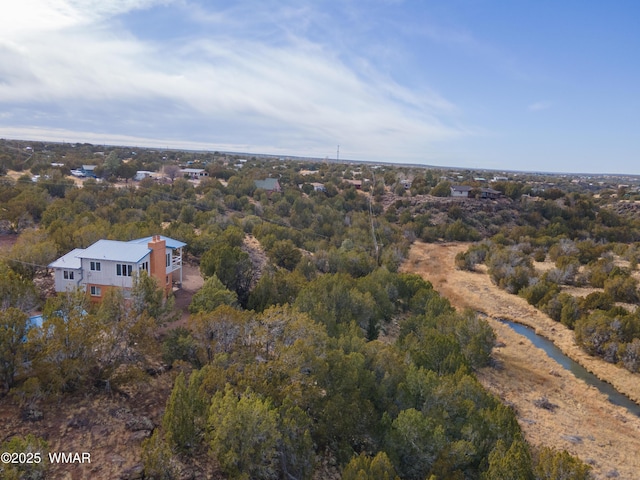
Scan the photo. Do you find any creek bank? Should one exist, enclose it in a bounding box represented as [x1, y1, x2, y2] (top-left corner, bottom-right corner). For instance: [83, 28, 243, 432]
[499, 318, 640, 417]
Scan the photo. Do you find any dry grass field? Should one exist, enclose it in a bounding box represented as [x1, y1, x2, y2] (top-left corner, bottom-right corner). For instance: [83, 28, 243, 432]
[401, 242, 640, 480]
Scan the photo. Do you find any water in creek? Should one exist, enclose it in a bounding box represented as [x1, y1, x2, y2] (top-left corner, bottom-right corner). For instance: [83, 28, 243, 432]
[499, 319, 640, 417]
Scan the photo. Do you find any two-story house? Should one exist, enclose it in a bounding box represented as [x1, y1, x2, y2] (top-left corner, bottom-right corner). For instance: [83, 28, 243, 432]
[49, 235, 186, 302]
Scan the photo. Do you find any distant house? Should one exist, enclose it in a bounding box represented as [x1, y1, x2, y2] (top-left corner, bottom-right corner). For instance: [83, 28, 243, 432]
[180, 168, 208, 180]
[451, 185, 472, 197]
[492, 176, 509, 182]
[344, 179, 362, 190]
[254, 178, 282, 193]
[81, 165, 97, 178]
[134, 170, 155, 181]
[310, 182, 326, 192]
[49, 235, 186, 302]
[480, 188, 501, 200]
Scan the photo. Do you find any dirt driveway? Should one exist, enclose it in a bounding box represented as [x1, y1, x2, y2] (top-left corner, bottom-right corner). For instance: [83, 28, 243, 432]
[401, 241, 640, 480]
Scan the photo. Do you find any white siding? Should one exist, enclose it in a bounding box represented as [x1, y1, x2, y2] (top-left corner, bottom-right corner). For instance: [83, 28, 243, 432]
[80, 253, 151, 289]
[53, 268, 82, 292]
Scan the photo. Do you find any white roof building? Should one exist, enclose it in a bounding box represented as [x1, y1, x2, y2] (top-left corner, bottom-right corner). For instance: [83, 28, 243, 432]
[49, 235, 186, 302]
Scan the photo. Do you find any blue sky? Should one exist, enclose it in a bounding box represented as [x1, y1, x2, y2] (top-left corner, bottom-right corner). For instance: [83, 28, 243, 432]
[1, 1, 639, 174]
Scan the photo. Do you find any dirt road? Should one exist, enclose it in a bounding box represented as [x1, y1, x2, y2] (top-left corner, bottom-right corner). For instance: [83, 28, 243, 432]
[401, 242, 640, 480]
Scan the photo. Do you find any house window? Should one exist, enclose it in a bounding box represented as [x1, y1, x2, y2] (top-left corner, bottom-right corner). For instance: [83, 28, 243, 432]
[139, 261, 149, 272]
[116, 263, 132, 277]
[166, 253, 171, 267]
[90, 261, 101, 271]
[90, 286, 101, 296]
[63, 270, 74, 280]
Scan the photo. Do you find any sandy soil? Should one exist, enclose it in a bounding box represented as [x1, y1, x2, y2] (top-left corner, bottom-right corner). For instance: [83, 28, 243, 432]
[401, 242, 640, 480]
[168, 261, 204, 327]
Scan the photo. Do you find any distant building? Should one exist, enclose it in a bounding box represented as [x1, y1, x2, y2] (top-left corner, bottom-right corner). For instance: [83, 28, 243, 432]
[450, 185, 472, 197]
[254, 178, 282, 192]
[180, 168, 208, 180]
[81, 165, 97, 178]
[480, 188, 501, 199]
[134, 170, 155, 181]
[343, 179, 362, 190]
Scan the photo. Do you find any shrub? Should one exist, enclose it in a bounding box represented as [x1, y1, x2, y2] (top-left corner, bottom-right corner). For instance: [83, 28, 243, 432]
[604, 275, 639, 303]
[579, 292, 614, 311]
[620, 339, 640, 373]
[519, 280, 560, 308]
[487, 248, 535, 295]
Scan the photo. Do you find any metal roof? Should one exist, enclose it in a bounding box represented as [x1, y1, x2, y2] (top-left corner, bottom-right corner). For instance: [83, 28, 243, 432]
[128, 235, 186, 249]
[77, 240, 151, 263]
[48, 248, 85, 269]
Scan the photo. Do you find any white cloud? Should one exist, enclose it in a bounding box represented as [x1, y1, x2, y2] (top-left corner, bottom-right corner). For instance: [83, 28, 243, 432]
[0, 0, 475, 163]
[528, 101, 552, 112]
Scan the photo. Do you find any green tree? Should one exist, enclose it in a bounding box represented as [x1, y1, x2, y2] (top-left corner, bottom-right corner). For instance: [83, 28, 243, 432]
[0, 262, 38, 311]
[452, 310, 496, 369]
[533, 446, 592, 480]
[116, 162, 137, 183]
[247, 269, 305, 312]
[29, 290, 100, 394]
[141, 430, 177, 480]
[200, 244, 254, 306]
[388, 408, 446, 480]
[268, 239, 302, 270]
[277, 402, 315, 480]
[604, 275, 639, 303]
[189, 306, 251, 362]
[209, 385, 281, 480]
[482, 437, 534, 480]
[0, 434, 48, 480]
[163, 371, 208, 454]
[189, 274, 237, 314]
[95, 288, 156, 382]
[8, 229, 58, 279]
[431, 181, 451, 197]
[131, 270, 176, 323]
[342, 451, 400, 480]
[162, 327, 200, 367]
[0, 308, 28, 394]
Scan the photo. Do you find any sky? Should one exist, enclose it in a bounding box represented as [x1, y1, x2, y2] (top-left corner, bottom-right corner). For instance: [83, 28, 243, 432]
[1, 1, 639, 174]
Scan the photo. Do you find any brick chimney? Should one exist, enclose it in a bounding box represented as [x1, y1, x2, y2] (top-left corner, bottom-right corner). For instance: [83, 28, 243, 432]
[148, 235, 171, 295]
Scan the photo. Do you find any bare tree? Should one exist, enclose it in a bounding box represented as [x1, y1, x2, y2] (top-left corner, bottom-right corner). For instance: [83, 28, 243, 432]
[164, 164, 181, 184]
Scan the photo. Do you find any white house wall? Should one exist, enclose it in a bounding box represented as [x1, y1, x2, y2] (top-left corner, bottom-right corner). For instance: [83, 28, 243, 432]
[80, 254, 151, 290]
[53, 269, 82, 292]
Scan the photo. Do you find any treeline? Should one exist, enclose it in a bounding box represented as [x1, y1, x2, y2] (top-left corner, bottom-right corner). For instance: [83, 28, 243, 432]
[152, 278, 589, 480]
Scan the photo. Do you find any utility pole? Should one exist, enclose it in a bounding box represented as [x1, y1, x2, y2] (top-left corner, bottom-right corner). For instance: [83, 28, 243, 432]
[337, 145, 340, 162]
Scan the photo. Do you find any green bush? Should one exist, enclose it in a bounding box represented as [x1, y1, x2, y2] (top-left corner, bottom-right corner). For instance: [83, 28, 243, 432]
[519, 280, 560, 308]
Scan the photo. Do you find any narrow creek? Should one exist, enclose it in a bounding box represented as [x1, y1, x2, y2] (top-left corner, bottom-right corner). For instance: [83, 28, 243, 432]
[499, 319, 640, 417]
